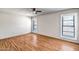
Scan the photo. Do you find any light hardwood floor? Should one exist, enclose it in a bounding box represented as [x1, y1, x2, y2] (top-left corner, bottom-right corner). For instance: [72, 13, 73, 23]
[0, 33, 79, 51]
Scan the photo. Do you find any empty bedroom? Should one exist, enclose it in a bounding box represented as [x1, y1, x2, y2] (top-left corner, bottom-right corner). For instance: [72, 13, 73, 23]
[0, 8, 79, 51]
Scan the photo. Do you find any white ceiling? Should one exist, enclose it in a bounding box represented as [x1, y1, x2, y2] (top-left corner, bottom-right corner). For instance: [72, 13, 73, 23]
[0, 8, 69, 16]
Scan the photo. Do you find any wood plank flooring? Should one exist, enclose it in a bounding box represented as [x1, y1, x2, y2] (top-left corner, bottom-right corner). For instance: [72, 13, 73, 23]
[0, 33, 79, 51]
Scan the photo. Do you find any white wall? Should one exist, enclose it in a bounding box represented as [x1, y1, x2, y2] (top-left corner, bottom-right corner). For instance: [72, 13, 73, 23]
[37, 9, 79, 43]
[0, 12, 31, 39]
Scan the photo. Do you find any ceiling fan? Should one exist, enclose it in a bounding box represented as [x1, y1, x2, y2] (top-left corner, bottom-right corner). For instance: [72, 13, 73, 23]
[32, 8, 42, 14]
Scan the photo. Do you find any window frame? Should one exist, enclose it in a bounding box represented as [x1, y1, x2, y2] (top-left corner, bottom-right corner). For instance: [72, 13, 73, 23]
[60, 13, 78, 40]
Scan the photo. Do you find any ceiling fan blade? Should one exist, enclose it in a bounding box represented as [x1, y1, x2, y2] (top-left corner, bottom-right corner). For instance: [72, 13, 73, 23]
[36, 11, 42, 12]
[32, 8, 36, 11]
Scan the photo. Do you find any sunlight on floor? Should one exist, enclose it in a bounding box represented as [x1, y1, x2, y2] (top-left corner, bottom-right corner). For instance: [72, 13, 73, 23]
[61, 45, 74, 51]
[32, 34, 38, 47]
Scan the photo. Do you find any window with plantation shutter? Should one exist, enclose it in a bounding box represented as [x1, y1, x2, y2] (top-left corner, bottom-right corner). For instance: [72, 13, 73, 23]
[61, 13, 77, 40]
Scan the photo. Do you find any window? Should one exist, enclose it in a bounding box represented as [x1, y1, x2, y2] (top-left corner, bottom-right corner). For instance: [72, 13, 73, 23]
[31, 17, 37, 33]
[61, 13, 77, 40]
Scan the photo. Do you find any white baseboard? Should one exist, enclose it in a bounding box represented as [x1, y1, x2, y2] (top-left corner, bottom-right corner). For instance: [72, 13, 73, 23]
[0, 32, 31, 39]
[36, 33, 79, 44]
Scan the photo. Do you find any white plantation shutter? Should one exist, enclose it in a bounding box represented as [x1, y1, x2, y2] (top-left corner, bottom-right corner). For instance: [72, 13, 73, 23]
[61, 13, 77, 40]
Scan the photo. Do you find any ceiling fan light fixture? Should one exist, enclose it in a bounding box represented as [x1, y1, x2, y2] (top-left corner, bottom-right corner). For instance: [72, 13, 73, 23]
[33, 11, 36, 14]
